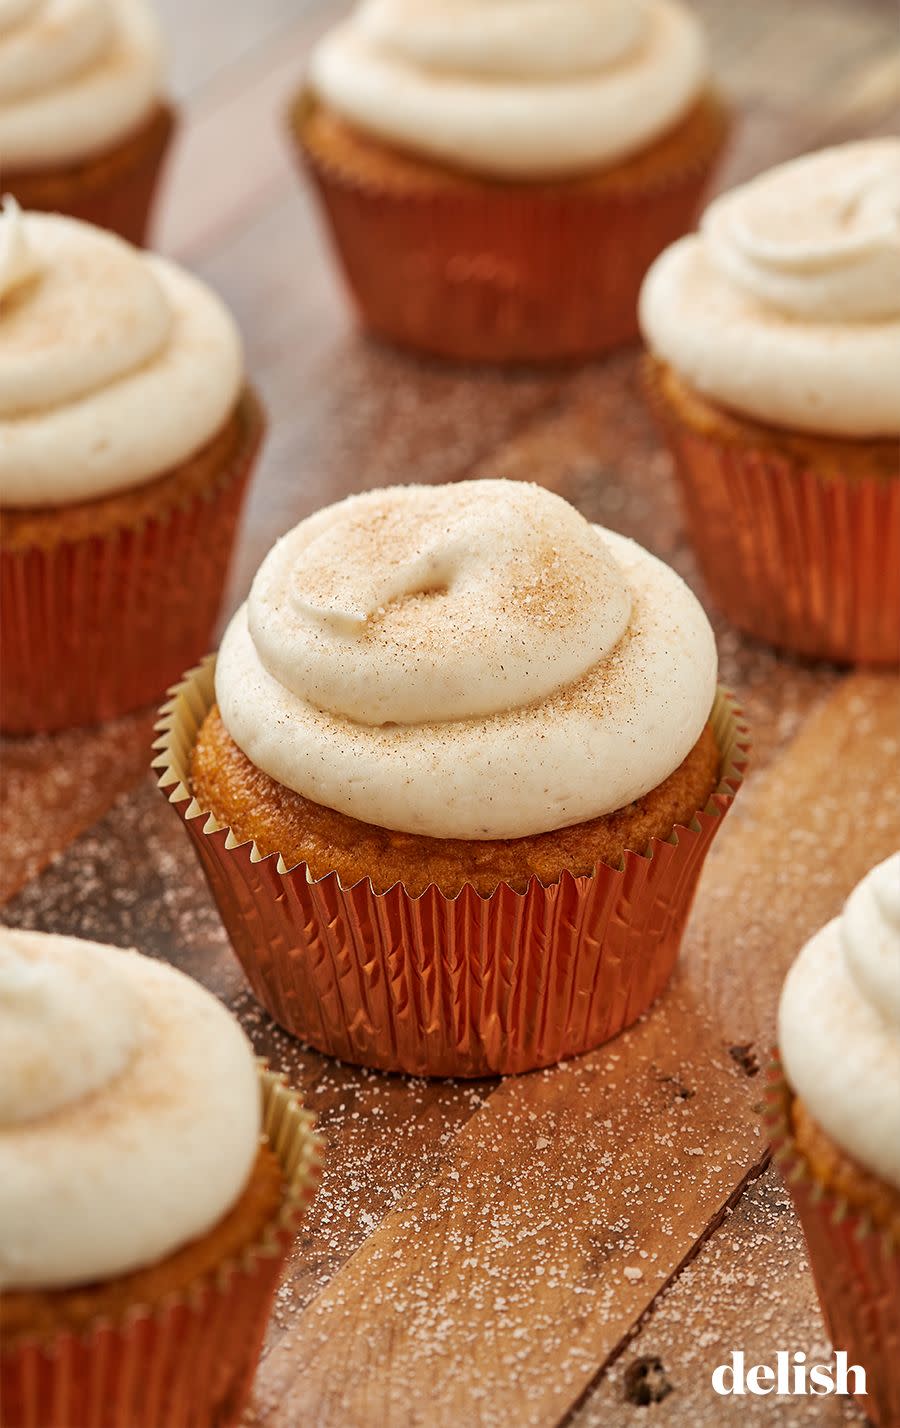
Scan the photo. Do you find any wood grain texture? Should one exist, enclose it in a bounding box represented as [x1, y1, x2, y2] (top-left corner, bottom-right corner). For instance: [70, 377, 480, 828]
[250, 1004, 765, 1428]
[1, 1, 899, 1424]
[573, 1166, 867, 1426]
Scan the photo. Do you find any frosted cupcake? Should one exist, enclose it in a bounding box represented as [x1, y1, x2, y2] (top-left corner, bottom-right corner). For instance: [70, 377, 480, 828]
[290, 0, 730, 363]
[640, 140, 900, 665]
[0, 0, 174, 244]
[0, 203, 264, 734]
[156, 479, 746, 1076]
[772, 853, 900, 1427]
[0, 928, 321, 1428]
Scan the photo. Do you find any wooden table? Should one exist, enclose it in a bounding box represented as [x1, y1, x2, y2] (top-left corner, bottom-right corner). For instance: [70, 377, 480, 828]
[2, 3, 899, 1424]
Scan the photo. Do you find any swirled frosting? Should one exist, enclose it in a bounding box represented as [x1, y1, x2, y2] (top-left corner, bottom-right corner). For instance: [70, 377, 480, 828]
[215, 480, 717, 841]
[308, 0, 708, 179]
[640, 140, 900, 436]
[779, 853, 900, 1190]
[0, 928, 261, 1290]
[0, 208, 243, 507]
[0, 0, 164, 169]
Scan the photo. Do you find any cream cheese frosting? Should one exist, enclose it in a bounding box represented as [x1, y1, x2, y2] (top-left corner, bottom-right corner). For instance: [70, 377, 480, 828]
[639, 139, 900, 436]
[0, 209, 243, 507]
[0, 0, 164, 169]
[0, 928, 261, 1291]
[215, 480, 718, 842]
[778, 853, 900, 1190]
[308, 0, 708, 179]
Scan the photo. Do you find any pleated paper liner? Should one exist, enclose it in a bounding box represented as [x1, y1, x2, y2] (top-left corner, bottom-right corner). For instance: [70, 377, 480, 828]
[644, 362, 900, 667]
[0, 1067, 323, 1428]
[290, 89, 731, 364]
[154, 658, 747, 1078]
[766, 1064, 900, 1428]
[7, 103, 177, 247]
[0, 388, 264, 736]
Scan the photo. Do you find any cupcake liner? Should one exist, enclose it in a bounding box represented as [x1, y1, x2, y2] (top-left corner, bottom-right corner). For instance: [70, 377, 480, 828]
[153, 658, 747, 1078]
[291, 92, 730, 364]
[767, 1065, 900, 1427]
[7, 104, 177, 247]
[0, 390, 264, 736]
[0, 1067, 323, 1428]
[644, 364, 900, 667]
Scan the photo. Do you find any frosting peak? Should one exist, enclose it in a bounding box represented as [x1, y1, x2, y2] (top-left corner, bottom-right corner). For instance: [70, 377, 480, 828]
[0, 197, 42, 305]
[309, 0, 708, 179]
[779, 853, 900, 1190]
[250, 482, 631, 724]
[703, 141, 900, 322]
[216, 480, 718, 841]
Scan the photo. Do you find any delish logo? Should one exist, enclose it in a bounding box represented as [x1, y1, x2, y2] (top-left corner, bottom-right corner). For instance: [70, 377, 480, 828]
[711, 1351, 866, 1398]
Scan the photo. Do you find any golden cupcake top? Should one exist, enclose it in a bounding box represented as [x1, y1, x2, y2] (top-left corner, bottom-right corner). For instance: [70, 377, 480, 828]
[215, 478, 718, 840]
[308, 0, 709, 178]
[0, 928, 261, 1290]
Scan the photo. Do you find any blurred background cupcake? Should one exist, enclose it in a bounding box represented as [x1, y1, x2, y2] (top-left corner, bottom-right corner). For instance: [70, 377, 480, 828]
[290, 0, 731, 363]
[0, 0, 174, 245]
[0, 201, 264, 734]
[640, 139, 900, 667]
[156, 479, 746, 1077]
[0, 927, 322, 1428]
[772, 852, 900, 1428]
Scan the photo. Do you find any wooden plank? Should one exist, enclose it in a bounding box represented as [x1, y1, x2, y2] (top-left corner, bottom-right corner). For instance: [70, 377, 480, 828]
[572, 1166, 867, 1427]
[248, 1000, 765, 1428]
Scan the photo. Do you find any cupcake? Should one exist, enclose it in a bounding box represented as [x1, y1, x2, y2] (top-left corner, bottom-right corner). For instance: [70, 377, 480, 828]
[156, 479, 746, 1077]
[772, 853, 900, 1427]
[0, 202, 264, 734]
[640, 139, 900, 666]
[0, 927, 322, 1428]
[289, 0, 730, 363]
[0, 0, 174, 245]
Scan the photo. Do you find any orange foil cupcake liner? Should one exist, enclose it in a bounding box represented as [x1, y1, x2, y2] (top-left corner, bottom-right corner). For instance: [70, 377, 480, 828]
[767, 1065, 900, 1428]
[645, 367, 900, 666]
[154, 659, 747, 1078]
[291, 93, 730, 364]
[0, 1067, 323, 1428]
[0, 391, 264, 736]
[7, 104, 177, 247]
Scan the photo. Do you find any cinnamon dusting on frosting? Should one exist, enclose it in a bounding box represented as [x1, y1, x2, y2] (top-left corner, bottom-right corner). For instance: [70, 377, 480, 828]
[216, 480, 717, 840]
